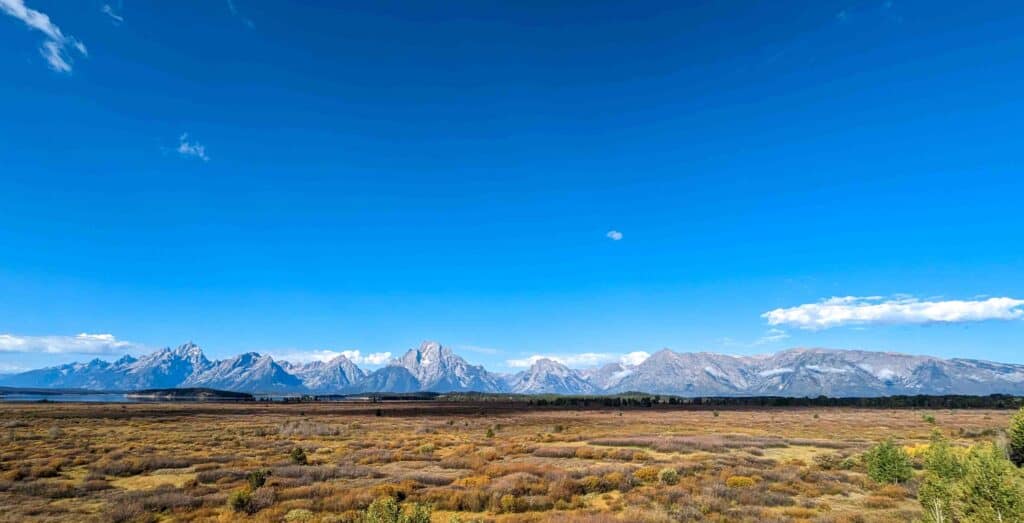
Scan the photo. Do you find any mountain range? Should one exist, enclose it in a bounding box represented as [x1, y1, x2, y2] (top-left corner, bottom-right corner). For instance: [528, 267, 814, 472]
[3, 341, 1024, 397]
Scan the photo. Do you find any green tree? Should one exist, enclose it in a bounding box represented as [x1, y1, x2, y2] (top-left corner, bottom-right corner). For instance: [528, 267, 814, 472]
[952, 442, 1024, 523]
[290, 447, 308, 465]
[919, 431, 964, 523]
[1008, 406, 1024, 467]
[864, 438, 913, 484]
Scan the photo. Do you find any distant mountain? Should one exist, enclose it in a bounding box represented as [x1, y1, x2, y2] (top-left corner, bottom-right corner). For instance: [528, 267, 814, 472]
[1, 358, 117, 390]
[393, 341, 506, 392]
[579, 362, 636, 390]
[288, 355, 365, 392]
[507, 358, 596, 394]
[4, 342, 1024, 397]
[183, 352, 304, 393]
[115, 342, 211, 390]
[351, 366, 421, 393]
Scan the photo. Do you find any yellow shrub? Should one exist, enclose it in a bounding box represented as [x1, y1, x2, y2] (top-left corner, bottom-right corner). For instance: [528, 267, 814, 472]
[634, 466, 660, 483]
[725, 475, 757, 488]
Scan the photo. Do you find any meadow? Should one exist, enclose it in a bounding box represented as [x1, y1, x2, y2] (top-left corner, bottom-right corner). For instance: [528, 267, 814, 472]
[0, 401, 1018, 522]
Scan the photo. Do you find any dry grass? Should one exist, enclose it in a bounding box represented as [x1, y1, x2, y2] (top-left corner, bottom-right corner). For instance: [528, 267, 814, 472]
[0, 402, 1012, 522]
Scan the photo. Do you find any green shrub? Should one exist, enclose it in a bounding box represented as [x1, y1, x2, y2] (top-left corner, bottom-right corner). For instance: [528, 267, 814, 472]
[290, 447, 308, 465]
[361, 495, 433, 523]
[658, 467, 679, 485]
[485, 427, 495, 438]
[227, 490, 251, 513]
[246, 469, 269, 490]
[864, 438, 913, 484]
[364, 496, 400, 523]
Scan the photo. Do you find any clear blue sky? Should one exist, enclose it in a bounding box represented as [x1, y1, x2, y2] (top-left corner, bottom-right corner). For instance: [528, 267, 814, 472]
[2, 0, 1023, 372]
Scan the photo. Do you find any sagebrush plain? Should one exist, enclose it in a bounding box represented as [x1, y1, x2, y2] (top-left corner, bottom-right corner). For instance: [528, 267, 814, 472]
[0, 402, 1014, 522]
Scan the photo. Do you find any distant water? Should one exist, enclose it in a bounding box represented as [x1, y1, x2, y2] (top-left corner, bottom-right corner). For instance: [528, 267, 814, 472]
[0, 393, 139, 403]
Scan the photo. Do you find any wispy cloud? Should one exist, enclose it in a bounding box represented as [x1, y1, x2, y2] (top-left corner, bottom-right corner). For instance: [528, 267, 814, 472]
[0, 0, 87, 72]
[271, 349, 392, 367]
[177, 133, 209, 161]
[507, 351, 650, 369]
[757, 328, 790, 344]
[763, 296, 1024, 330]
[101, 3, 123, 24]
[226, 0, 254, 29]
[605, 230, 623, 241]
[0, 362, 28, 374]
[0, 333, 143, 355]
[455, 344, 501, 355]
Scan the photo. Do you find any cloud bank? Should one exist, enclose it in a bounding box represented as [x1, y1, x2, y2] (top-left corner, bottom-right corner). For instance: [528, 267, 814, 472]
[0, 0, 86, 72]
[763, 296, 1024, 330]
[507, 351, 650, 369]
[0, 333, 142, 355]
[271, 349, 392, 367]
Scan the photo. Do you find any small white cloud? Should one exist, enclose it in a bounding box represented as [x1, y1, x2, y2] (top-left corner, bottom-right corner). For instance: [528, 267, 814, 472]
[101, 4, 123, 24]
[273, 349, 392, 367]
[763, 295, 1024, 330]
[177, 133, 209, 161]
[619, 351, 650, 366]
[1, 0, 86, 72]
[756, 328, 790, 344]
[455, 345, 501, 355]
[0, 362, 28, 374]
[0, 333, 142, 355]
[507, 351, 648, 369]
[606, 230, 623, 241]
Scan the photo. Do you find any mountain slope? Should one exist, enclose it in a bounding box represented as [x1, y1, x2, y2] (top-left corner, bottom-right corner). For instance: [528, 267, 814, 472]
[182, 353, 304, 393]
[350, 366, 421, 393]
[288, 355, 365, 392]
[508, 358, 596, 394]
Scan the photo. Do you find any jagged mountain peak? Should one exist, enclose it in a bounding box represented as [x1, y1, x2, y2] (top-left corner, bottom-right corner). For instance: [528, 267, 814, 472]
[394, 341, 506, 392]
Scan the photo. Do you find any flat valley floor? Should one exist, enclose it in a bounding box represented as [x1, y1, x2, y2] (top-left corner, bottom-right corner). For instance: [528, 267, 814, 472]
[0, 402, 1013, 522]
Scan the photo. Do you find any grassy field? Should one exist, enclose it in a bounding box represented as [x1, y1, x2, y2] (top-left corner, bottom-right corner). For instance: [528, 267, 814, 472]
[0, 402, 1014, 522]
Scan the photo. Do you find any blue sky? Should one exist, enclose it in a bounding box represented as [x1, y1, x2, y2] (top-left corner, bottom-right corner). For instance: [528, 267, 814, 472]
[1, 0, 1023, 373]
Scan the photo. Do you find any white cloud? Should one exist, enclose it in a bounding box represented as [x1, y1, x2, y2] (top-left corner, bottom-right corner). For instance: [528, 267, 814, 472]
[756, 328, 790, 344]
[455, 344, 501, 355]
[0, 333, 142, 355]
[619, 351, 650, 366]
[763, 296, 1024, 330]
[177, 133, 209, 161]
[606, 230, 623, 241]
[0, 362, 27, 374]
[0, 0, 86, 72]
[101, 4, 123, 24]
[272, 349, 392, 367]
[507, 351, 650, 369]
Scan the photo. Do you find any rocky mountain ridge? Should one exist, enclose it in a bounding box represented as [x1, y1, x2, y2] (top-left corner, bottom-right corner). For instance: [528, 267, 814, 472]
[4, 342, 1024, 396]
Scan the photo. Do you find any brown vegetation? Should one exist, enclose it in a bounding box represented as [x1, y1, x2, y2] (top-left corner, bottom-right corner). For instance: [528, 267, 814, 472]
[0, 402, 1016, 522]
